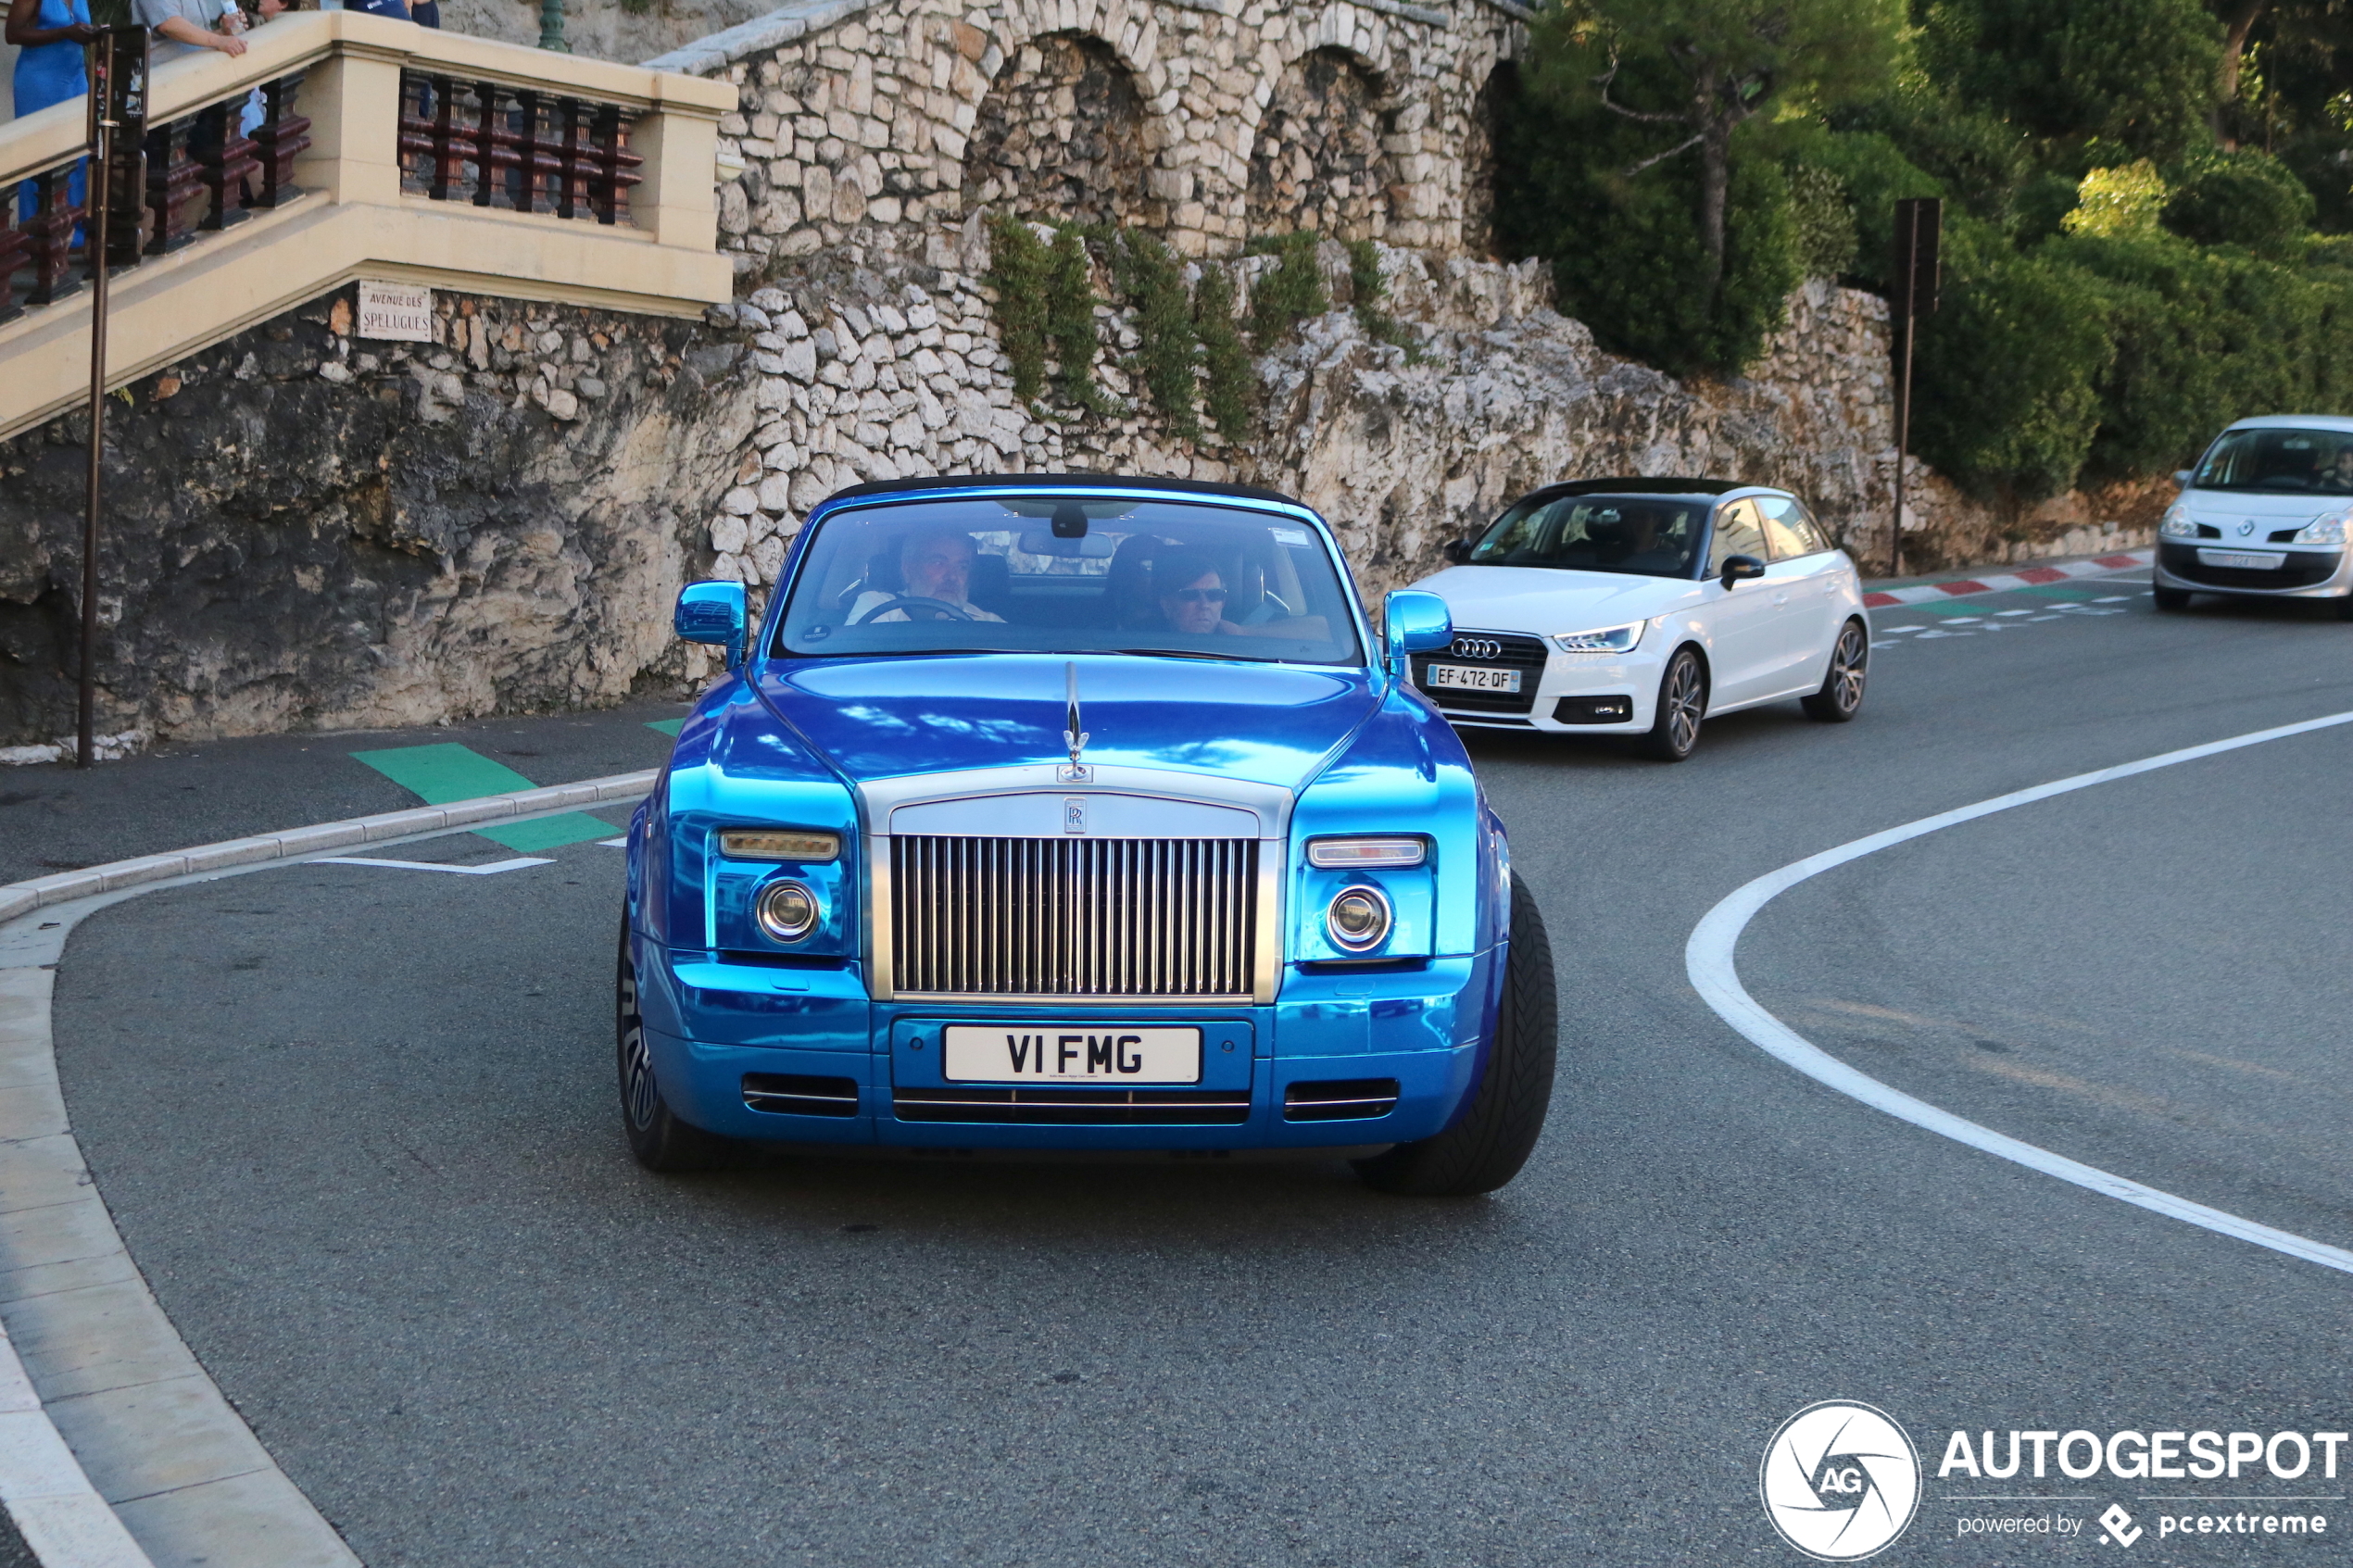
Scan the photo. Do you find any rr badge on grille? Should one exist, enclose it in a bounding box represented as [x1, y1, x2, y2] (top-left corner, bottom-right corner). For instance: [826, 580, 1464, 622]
[1063, 797, 1087, 834]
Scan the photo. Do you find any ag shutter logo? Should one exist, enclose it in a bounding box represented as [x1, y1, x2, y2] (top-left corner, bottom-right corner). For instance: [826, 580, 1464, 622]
[1762, 1401, 1922, 1561]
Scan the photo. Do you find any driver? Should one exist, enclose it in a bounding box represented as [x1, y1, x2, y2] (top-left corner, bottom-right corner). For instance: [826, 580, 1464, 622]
[848, 529, 1005, 623]
[2330, 447, 2353, 492]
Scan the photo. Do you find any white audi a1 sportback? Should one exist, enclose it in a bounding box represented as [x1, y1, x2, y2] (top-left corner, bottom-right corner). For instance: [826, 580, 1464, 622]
[1404, 478, 1870, 761]
[2154, 414, 2353, 617]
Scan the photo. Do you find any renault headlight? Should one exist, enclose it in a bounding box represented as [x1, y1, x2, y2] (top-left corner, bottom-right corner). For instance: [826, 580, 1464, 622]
[1554, 621, 1645, 654]
[2293, 508, 2351, 546]
[2158, 504, 2198, 540]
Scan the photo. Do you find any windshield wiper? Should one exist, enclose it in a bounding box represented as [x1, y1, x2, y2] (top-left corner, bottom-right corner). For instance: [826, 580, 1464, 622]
[1114, 646, 1233, 661]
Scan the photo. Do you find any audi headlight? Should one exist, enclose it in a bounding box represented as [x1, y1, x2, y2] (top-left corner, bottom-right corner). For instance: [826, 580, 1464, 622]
[1554, 621, 1645, 654]
[2293, 508, 2350, 546]
[2158, 505, 2198, 540]
[1307, 836, 1427, 869]
[1325, 885, 1393, 951]
[756, 880, 820, 942]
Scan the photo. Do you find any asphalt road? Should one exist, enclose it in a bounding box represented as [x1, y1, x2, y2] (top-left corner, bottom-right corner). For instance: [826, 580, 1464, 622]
[46, 571, 2353, 1566]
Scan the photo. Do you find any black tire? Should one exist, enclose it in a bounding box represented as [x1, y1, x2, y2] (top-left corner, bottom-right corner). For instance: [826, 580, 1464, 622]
[1801, 618, 1869, 722]
[1635, 646, 1706, 761]
[2334, 593, 2353, 622]
[2153, 584, 2193, 611]
[1353, 873, 1557, 1197]
[616, 923, 736, 1173]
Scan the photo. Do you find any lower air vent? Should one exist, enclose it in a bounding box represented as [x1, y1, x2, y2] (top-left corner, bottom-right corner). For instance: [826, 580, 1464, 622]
[891, 1086, 1251, 1125]
[742, 1073, 862, 1117]
[1283, 1078, 1401, 1123]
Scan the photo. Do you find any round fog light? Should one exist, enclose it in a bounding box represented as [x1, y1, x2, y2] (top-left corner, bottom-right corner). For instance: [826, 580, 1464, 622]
[757, 880, 819, 942]
[1326, 885, 1392, 951]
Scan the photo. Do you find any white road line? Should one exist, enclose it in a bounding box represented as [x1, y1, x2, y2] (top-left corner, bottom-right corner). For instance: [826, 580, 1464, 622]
[598, 837, 627, 847]
[1685, 709, 2353, 1278]
[318, 856, 555, 875]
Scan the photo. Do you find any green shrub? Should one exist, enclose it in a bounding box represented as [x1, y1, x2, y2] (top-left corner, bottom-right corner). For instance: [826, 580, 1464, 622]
[1910, 223, 2116, 500]
[1112, 230, 1202, 439]
[1247, 232, 1327, 347]
[2062, 161, 2169, 239]
[1343, 239, 1420, 358]
[1789, 164, 1859, 280]
[985, 213, 1051, 405]
[2162, 151, 2318, 256]
[1046, 227, 1113, 416]
[1193, 266, 1254, 443]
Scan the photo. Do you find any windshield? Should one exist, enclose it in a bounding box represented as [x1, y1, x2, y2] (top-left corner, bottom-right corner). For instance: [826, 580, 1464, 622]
[770, 495, 1364, 665]
[1465, 494, 1707, 578]
[2192, 428, 2353, 495]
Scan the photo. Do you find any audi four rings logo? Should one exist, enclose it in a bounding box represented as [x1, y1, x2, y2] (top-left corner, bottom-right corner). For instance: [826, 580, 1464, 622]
[1451, 637, 1504, 660]
[1761, 1401, 1922, 1561]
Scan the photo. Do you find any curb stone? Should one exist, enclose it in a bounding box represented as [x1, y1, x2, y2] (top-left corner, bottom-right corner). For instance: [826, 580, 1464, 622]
[0, 771, 658, 1568]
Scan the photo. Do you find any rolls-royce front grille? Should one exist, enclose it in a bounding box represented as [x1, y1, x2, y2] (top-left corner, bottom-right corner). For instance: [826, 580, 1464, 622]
[888, 834, 1257, 997]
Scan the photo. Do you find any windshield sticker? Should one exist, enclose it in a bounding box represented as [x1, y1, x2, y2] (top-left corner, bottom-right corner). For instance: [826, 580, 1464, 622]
[1273, 528, 1313, 548]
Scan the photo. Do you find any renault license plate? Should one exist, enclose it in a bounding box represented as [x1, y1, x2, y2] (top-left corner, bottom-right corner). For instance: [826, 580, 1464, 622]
[2198, 548, 2285, 571]
[943, 1025, 1202, 1084]
[1424, 663, 1521, 693]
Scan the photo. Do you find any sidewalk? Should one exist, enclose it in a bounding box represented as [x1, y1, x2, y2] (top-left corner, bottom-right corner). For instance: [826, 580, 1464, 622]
[0, 698, 691, 887]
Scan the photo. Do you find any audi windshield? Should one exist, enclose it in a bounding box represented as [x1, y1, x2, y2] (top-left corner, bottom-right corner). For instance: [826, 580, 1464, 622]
[1463, 494, 1708, 578]
[771, 495, 1364, 665]
[2192, 428, 2353, 495]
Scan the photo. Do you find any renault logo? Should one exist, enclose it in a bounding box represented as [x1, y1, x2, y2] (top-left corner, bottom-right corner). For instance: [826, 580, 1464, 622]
[2238, 521, 2256, 536]
[1451, 637, 1505, 660]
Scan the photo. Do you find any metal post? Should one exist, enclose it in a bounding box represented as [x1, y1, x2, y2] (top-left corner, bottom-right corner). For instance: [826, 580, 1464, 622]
[538, 0, 568, 53]
[1892, 282, 1913, 581]
[1888, 196, 1942, 582]
[79, 71, 117, 769]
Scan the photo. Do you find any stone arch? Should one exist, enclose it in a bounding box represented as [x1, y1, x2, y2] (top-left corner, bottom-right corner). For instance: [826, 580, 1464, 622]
[961, 31, 1157, 229]
[1462, 57, 1519, 257]
[1246, 46, 1396, 241]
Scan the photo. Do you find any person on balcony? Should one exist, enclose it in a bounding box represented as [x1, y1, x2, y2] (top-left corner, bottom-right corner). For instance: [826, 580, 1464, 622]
[133, 0, 283, 60]
[7, 0, 94, 220]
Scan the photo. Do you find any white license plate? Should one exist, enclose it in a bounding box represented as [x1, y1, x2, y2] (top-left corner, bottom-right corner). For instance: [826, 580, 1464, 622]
[1424, 663, 1521, 693]
[2198, 548, 2286, 571]
[942, 1025, 1202, 1084]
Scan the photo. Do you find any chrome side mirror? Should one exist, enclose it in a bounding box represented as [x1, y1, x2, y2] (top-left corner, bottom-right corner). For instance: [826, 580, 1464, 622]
[675, 580, 749, 671]
[1383, 588, 1453, 680]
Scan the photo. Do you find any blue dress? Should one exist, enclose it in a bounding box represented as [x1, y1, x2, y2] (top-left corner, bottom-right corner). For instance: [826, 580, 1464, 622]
[13, 0, 92, 222]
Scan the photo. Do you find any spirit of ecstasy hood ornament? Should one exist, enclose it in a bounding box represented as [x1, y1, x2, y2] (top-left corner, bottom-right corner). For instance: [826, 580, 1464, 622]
[1060, 661, 1091, 782]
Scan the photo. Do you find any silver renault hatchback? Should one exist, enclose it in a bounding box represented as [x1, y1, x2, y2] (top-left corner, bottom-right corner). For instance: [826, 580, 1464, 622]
[2155, 414, 2353, 617]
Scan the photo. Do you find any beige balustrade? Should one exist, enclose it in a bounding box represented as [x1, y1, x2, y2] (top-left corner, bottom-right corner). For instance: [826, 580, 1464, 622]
[0, 10, 735, 442]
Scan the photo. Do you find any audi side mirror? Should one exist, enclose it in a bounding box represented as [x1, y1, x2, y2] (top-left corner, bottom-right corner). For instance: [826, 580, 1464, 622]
[1382, 589, 1453, 679]
[1718, 555, 1766, 590]
[1442, 537, 1474, 564]
[675, 580, 749, 671]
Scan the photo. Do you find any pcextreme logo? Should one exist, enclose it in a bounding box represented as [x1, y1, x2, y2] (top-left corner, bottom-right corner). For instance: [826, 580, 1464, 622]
[1761, 1401, 1923, 1561]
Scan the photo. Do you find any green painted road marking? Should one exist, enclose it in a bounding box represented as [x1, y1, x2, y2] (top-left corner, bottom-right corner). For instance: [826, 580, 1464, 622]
[647, 718, 685, 736]
[2018, 585, 2097, 599]
[348, 743, 616, 851]
[1918, 600, 1995, 615]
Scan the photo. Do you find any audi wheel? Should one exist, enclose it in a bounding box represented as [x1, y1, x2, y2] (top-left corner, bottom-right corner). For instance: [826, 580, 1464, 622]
[1635, 648, 1706, 761]
[1801, 619, 1868, 722]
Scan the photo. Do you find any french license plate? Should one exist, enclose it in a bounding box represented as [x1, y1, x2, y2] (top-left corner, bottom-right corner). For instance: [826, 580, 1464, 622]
[2198, 548, 2285, 571]
[942, 1025, 1202, 1084]
[1423, 663, 1521, 694]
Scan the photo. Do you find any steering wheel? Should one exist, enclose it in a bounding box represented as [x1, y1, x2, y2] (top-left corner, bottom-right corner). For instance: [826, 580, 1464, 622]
[849, 595, 975, 624]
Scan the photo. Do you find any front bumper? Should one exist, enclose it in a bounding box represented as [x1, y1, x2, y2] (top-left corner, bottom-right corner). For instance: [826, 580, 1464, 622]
[635, 937, 1500, 1151]
[1417, 643, 1666, 735]
[2155, 541, 2352, 599]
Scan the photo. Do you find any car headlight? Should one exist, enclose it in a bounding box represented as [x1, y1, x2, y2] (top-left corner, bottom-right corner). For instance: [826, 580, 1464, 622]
[756, 880, 820, 941]
[2158, 505, 2198, 540]
[2293, 508, 2350, 545]
[1306, 836, 1427, 869]
[1325, 885, 1393, 951]
[721, 829, 840, 861]
[1554, 621, 1644, 654]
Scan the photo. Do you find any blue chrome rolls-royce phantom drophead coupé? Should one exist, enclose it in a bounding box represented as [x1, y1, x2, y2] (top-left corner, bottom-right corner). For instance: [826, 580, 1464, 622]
[620, 474, 1556, 1194]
